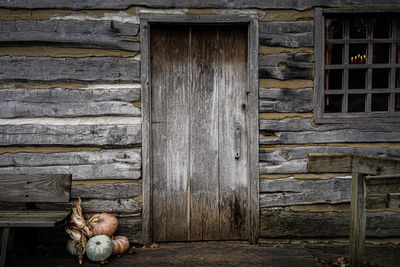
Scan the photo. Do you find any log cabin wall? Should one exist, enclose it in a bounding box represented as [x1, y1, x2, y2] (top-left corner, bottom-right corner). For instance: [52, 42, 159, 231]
[0, 1, 399, 245]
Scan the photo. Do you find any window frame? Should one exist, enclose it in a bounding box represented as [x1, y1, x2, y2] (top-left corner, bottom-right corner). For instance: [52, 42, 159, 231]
[314, 8, 400, 123]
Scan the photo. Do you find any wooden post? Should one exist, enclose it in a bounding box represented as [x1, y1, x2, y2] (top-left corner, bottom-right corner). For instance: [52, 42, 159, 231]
[1, 227, 10, 267]
[349, 172, 366, 267]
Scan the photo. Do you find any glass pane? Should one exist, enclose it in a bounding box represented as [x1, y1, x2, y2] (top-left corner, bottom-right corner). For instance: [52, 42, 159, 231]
[373, 18, 391, 39]
[348, 69, 366, 89]
[396, 19, 400, 38]
[397, 69, 400, 88]
[325, 70, 342, 90]
[373, 43, 391, 64]
[397, 44, 400, 64]
[371, 93, 389, 111]
[348, 94, 366, 112]
[396, 93, 400, 111]
[372, 68, 390, 89]
[324, 94, 342, 113]
[349, 44, 367, 64]
[325, 44, 343, 65]
[326, 18, 343, 39]
[349, 17, 367, 39]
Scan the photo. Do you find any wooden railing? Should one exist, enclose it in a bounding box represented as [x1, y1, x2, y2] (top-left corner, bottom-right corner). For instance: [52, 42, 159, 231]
[308, 154, 400, 267]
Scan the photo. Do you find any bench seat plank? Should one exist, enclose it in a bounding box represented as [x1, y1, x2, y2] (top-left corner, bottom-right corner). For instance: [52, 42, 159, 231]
[0, 210, 70, 227]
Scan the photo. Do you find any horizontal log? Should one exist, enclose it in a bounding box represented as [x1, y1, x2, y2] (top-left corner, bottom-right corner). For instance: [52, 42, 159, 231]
[0, 124, 141, 147]
[259, 22, 313, 47]
[0, 163, 141, 180]
[81, 198, 142, 214]
[0, 149, 141, 180]
[0, 56, 140, 82]
[0, 20, 139, 51]
[0, 87, 141, 102]
[259, 88, 312, 113]
[259, 54, 313, 80]
[116, 216, 142, 244]
[308, 154, 400, 175]
[260, 208, 400, 238]
[366, 174, 400, 195]
[260, 118, 400, 144]
[0, 149, 140, 167]
[260, 118, 400, 132]
[259, 146, 400, 174]
[1, 0, 399, 10]
[260, 177, 351, 207]
[1, 101, 140, 118]
[0, 87, 141, 118]
[72, 182, 142, 199]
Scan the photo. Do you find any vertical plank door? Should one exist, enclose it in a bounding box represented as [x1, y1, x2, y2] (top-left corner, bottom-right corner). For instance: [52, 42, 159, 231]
[151, 25, 248, 241]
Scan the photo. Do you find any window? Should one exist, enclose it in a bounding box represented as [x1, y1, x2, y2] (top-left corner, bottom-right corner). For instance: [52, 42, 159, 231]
[314, 10, 400, 123]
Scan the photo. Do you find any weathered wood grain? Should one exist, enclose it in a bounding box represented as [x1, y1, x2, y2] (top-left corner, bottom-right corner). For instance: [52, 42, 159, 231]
[80, 198, 141, 214]
[0, 149, 140, 167]
[0, 174, 71, 203]
[0, 20, 139, 51]
[217, 26, 249, 240]
[0, 87, 141, 118]
[259, 54, 313, 80]
[0, 164, 141, 180]
[2, 0, 398, 10]
[72, 182, 141, 199]
[0, 124, 141, 147]
[260, 118, 400, 132]
[116, 216, 142, 244]
[150, 25, 168, 243]
[0, 87, 141, 102]
[259, 88, 312, 113]
[151, 25, 249, 242]
[0, 210, 70, 227]
[140, 15, 152, 247]
[366, 174, 400, 194]
[248, 17, 260, 245]
[349, 172, 366, 267]
[260, 118, 400, 144]
[0, 149, 141, 180]
[260, 208, 400, 238]
[1, 101, 140, 118]
[164, 25, 190, 242]
[308, 154, 400, 175]
[259, 22, 313, 48]
[259, 146, 400, 174]
[0, 57, 140, 82]
[260, 177, 351, 207]
[189, 26, 219, 241]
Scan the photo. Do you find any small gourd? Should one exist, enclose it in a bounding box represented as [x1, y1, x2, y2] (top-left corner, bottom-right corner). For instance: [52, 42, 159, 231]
[66, 239, 77, 256]
[86, 235, 113, 262]
[89, 213, 118, 237]
[112, 236, 130, 255]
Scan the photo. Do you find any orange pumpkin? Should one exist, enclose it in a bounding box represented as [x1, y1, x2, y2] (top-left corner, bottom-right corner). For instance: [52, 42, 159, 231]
[112, 236, 130, 255]
[89, 213, 118, 237]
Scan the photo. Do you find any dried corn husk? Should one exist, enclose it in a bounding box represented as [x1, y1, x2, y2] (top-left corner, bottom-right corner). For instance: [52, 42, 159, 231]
[70, 197, 93, 237]
[66, 227, 81, 241]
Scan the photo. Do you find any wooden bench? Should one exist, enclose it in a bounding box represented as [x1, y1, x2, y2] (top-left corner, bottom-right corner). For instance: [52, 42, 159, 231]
[0, 174, 72, 267]
[308, 153, 400, 267]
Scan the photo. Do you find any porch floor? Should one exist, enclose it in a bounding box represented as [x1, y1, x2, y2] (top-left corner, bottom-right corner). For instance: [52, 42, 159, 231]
[6, 241, 321, 267]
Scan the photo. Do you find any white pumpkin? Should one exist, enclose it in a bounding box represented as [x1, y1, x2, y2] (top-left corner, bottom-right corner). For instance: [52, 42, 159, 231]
[86, 235, 113, 262]
[66, 239, 78, 256]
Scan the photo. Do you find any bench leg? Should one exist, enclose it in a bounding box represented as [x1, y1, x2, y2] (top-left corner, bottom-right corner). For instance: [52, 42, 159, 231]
[1, 227, 10, 267]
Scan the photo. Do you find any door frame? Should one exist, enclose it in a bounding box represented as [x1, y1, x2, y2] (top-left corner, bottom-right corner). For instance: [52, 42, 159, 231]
[140, 14, 259, 245]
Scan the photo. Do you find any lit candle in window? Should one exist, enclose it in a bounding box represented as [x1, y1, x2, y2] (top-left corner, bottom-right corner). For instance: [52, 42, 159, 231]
[363, 54, 366, 63]
[350, 56, 353, 64]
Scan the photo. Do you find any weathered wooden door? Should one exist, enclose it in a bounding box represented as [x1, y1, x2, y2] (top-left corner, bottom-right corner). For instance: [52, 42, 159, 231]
[151, 24, 248, 241]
